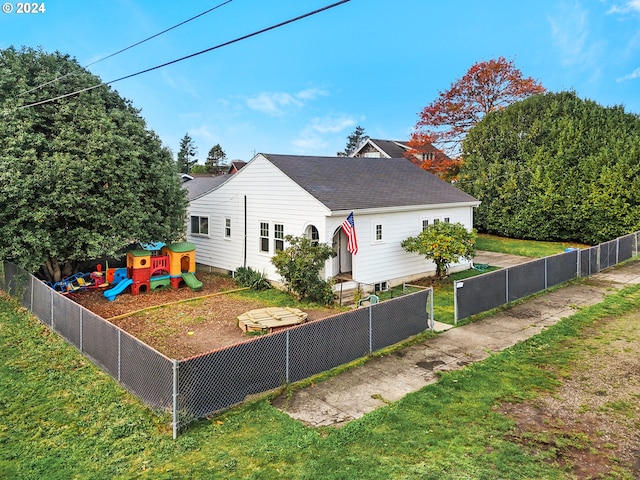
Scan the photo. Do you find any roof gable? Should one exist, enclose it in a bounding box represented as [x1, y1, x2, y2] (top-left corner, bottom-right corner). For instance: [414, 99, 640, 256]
[351, 138, 409, 158]
[262, 154, 478, 211]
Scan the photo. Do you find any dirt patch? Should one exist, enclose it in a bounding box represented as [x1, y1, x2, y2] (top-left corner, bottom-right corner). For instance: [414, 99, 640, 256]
[498, 315, 640, 479]
[67, 272, 337, 359]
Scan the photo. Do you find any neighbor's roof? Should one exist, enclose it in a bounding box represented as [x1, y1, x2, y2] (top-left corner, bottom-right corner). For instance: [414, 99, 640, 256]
[263, 154, 478, 211]
[352, 139, 409, 158]
[182, 175, 229, 201]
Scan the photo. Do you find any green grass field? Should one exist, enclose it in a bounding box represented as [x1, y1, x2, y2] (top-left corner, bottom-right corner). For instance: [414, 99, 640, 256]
[3, 280, 640, 479]
[475, 233, 589, 257]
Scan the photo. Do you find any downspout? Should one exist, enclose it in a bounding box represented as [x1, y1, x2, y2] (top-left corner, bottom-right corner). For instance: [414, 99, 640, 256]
[243, 195, 247, 268]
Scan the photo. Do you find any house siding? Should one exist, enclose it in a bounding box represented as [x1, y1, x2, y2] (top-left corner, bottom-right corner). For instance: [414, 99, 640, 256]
[187, 154, 477, 287]
[341, 206, 473, 287]
[187, 156, 329, 280]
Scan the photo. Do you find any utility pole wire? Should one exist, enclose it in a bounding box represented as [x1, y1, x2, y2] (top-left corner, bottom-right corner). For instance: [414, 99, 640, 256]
[14, 0, 350, 111]
[17, 0, 235, 98]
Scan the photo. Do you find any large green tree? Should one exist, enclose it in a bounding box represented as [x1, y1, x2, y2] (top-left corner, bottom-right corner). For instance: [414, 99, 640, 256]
[401, 222, 476, 277]
[0, 47, 187, 282]
[459, 91, 640, 245]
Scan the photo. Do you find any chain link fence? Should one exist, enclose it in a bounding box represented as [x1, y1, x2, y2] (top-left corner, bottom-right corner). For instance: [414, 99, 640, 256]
[454, 232, 639, 322]
[0, 261, 433, 437]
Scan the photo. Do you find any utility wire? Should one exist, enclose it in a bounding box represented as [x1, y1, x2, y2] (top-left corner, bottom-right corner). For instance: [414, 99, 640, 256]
[13, 0, 350, 111]
[17, 0, 235, 98]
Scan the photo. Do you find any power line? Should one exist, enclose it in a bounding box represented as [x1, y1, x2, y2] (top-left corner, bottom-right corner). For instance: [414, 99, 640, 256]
[17, 0, 235, 98]
[13, 0, 350, 111]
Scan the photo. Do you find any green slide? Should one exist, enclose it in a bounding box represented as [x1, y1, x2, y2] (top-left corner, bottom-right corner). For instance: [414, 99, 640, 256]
[181, 272, 203, 291]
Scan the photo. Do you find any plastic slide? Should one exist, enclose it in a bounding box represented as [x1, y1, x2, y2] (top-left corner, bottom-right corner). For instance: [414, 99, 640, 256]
[103, 278, 133, 302]
[181, 272, 203, 291]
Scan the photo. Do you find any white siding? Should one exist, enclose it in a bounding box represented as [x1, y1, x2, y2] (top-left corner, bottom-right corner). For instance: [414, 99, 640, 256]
[342, 206, 474, 286]
[188, 154, 476, 286]
[187, 155, 329, 280]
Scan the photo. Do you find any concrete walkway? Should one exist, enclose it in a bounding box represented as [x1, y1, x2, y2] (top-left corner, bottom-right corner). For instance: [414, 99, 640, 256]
[272, 260, 640, 428]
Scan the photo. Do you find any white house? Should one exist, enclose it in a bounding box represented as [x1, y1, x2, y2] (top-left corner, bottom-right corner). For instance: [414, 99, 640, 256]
[185, 154, 479, 289]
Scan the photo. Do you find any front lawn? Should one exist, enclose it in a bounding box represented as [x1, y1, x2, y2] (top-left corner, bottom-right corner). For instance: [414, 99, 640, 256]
[2, 283, 640, 478]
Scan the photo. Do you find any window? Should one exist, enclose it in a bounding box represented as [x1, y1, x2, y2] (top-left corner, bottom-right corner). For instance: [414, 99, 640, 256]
[260, 222, 269, 252]
[224, 218, 231, 238]
[190, 215, 209, 235]
[374, 281, 389, 292]
[274, 223, 284, 251]
[444, 217, 451, 223]
[422, 219, 429, 231]
[375, 224, 383, 242]
[306, 225, 320, 244]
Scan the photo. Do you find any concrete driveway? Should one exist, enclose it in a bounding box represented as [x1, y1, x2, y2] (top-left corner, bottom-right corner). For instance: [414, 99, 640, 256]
[473, 250, 534, 268]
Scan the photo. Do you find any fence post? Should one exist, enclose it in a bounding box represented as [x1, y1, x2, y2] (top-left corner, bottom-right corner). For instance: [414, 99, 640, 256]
[453, 281, 459, 324]
[285, 330, 290, 383]
[428, 288, 434, 331]
[79, 309, 83, 352]
[172, 360, 179, 440]
[30, 275, 34, 311]
[117, 330, 121, 382]
[368, 305, 373, 353]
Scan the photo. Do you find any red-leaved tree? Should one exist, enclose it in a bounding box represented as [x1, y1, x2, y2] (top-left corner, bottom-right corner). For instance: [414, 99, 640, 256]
[407, 56, 545, 179]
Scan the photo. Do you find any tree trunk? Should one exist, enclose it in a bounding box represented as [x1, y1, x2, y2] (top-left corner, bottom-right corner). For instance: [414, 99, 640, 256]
[41, 257, 62, 283]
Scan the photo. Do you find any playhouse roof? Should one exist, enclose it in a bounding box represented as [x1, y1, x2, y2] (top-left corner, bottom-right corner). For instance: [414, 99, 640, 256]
[164, 242, 196, 253]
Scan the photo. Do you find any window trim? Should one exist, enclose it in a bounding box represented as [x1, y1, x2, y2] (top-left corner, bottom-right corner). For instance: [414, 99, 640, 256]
[224, 217, 231, 239]
[373, 222, 383, 243]
[274, 223, 284, 252]
[259, 221, 269, 253]
[190, 215, 210, 236]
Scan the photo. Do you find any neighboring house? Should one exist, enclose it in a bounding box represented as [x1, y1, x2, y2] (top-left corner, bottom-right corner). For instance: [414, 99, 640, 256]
[351, 138, 450, 165]
[226, 160, 247, 175]
[186, 154, 479, 290]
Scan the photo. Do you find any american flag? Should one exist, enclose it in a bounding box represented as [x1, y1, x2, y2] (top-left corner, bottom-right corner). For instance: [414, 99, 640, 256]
[341, 212, 358, 255]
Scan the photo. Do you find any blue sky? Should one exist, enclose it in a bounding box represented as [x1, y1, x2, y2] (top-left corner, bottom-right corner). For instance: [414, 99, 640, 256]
[2, 0, 639, 163]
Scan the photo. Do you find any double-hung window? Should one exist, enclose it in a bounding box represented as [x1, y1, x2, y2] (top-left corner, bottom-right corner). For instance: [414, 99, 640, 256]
[274, 223, 284, 251]
[260, 222, 269, 253]
[224, 218, 231, 238]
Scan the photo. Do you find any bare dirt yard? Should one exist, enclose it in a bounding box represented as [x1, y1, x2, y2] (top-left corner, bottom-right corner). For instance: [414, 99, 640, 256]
[68, 272, 337, 359]
[499, 312, 640, 478]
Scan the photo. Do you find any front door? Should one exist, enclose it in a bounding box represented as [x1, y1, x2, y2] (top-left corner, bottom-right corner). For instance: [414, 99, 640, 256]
[332, 227, 352, 278]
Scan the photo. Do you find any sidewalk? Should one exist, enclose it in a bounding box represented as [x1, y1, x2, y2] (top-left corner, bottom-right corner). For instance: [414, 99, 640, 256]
[272, 260, 640, 427]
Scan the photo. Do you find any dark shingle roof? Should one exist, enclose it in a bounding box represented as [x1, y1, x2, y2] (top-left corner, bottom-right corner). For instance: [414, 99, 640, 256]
[183, 175, 229, 201]
[362, 139, 409, 158]
[263, 154, 478, 211]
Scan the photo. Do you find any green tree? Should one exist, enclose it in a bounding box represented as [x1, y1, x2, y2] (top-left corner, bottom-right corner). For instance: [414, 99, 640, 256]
[401, 222, 476, 277]
[176, 133, 198, 174]
[459, 91, 640, 244]
[0, 46, 187, 282]
[337, 125, 368, 156]
[205, 144, 226, 174]
[271, 235, 335, 304]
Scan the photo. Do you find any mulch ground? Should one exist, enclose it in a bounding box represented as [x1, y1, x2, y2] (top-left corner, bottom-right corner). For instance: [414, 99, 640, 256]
[67, 272, 337, 359]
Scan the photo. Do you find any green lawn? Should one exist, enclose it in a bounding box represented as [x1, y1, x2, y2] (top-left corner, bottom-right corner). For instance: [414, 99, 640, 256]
[3, 282, 640, 479]
[476, 233, 589, 258]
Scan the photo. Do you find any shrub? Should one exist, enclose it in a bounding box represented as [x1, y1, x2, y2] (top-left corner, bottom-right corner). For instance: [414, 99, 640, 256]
[234, 266, 271, 291]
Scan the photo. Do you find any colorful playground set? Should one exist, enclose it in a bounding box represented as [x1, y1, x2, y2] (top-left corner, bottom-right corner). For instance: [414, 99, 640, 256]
[49, 242, 203, 301]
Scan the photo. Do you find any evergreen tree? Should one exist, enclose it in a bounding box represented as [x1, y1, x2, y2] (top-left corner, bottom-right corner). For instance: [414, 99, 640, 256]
[176, 133, 198, 174]
[460, 91, 640, 244]
[337, 125, 368, 156]
[205, 144, 227, 174]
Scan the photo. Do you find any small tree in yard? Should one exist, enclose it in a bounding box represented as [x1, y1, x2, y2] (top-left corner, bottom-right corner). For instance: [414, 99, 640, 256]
[271, 235, 335, 304]
[401, 222, 476, 278]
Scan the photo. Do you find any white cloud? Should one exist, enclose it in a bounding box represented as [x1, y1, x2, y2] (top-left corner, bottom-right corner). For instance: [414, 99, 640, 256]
[309, 115, 356, 134]
[161, 71, 200, 99]
[245, 88, 330, 116]
[548, 1, 591, 67]
[246, 92, 302, 116]
[617, 66, 640, 81]
[289, 115, 357, 155]
[607, 0, 640, 15]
